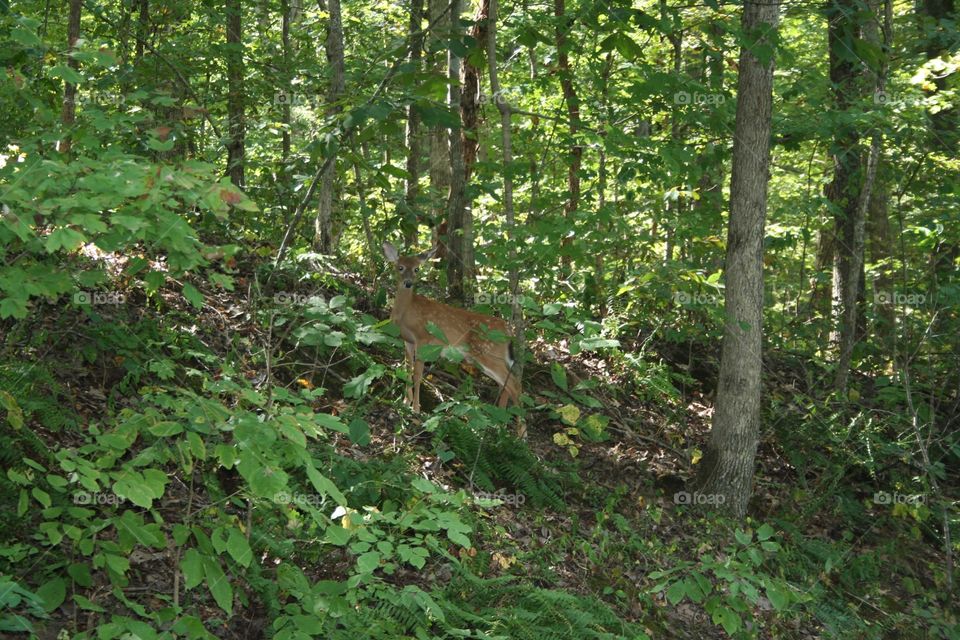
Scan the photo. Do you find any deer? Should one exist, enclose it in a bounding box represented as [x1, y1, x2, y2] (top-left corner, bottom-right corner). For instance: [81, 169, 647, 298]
[382, 241, 523, 432]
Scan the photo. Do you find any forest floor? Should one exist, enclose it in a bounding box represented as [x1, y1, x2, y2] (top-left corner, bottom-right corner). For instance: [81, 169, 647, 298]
[10, 252, 949, 639]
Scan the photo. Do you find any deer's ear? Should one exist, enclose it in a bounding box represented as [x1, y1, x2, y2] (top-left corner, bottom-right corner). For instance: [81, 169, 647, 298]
[419, 245, 437, 261]
[382, 242, 399, 263]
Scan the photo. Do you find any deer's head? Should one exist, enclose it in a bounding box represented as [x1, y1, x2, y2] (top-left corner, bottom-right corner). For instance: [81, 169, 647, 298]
[382, 242, 437, 290]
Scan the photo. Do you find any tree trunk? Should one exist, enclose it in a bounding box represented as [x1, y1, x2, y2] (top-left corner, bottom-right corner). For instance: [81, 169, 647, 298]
[825, 0, 864, 389]
[694, 0, 779, 519]
[446, 0, 477, 303]
[59, 0, 82, 155]
[280, 0, 291, 162]
[920, 0, 957, 150]
[403, 0, 425, 247]
[554, 0, 580, 271]
[833, 0, 891, 391]
[135, 0, 148, 64]
[486, 0, 525, 435]
[225, 0, 245, 187]
[663, 2, 682, 264]
[428, 0, 451, 228]
[314, 0, 345, 253]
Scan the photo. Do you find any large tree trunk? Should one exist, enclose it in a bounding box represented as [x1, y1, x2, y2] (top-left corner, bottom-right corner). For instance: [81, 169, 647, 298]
[280, 0, 291, 162]
[920, 0, 957, 150]
[225, 0, 245, 187]
[403, 0, 425, 247]
[446, 0, 481, 303]
[314, 0, 345, 253]
[554, 0, 581, 271]
[826, 0, 864, 390]
[663, 0, 682, 264]
[59, 0, 82, 155]
[427, 0, 451, 228]
[694, 0, 779, 519]
[486, 0, 525, 436]
[832, 0, 891, 391]
[135, 0, 148, 64]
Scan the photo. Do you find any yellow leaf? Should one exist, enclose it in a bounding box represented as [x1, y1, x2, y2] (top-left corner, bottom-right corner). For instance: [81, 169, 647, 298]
[568, 446, 579, 458]
[558, 404, 580, 425]
[492, 552, 516, 569]
[553, 433, 572, 446]
[691, 448, 703, 465]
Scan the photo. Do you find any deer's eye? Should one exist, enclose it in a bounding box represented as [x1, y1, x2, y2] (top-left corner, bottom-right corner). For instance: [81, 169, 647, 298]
[397, 266, 404, 272]
[414, 267, 419, 273]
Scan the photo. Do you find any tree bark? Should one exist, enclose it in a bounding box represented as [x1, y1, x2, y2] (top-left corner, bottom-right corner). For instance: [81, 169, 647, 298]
[225, 0, 245, 187]
[554, 0, 580, 271]
[825, 0, 864, 389]
[694, 0, 779, 519]
[403, 0, 425, 247]
[314, 0, 345, 253]
[920, 0, 957, 150]
[486, 0, 525, 434]
[59, 0, 82, 155]
[446, 0, 478, 303]
[428, 0, 451, 228]
[135, 0, 148, 64]
[832, 0, 891, 391]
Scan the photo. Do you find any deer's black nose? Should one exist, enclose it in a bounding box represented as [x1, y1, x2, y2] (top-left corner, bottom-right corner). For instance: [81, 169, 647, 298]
[404, 281, 413, 288]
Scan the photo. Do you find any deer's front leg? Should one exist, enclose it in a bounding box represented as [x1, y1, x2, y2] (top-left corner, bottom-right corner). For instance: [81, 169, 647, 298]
[404, 341, 416, 408]
[412, 354, 425, 412]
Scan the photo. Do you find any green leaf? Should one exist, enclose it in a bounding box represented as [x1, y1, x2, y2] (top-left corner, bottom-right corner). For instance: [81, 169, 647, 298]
[313, 412, 349, 434]
[149, 421, 184, 437]
[32, 487, 51, 508]
[181, 549, 204, 590]
[344, 364, 386, 398]
[182, 282, 204, 309]
[325, 525, 353, 546]
[305, 464, 347, 506]
[665, 580, 686, 605]
[348, 418, 371, 446]
[765, 581, 791, 611]
[226, 528, 252, 568]
[0, 391, 24, 429]
[203, 557, 233, 615]
[11, 26, 43, 47]
[356, 551, 382, 573]
[49, 64, 83, 84]
[36, 578, 66, 612]
[550, 363, 568, 391]
[756, 523, 775, 541]
[44, 227, 86, 253]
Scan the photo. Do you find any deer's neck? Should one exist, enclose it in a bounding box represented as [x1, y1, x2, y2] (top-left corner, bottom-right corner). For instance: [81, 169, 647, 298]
[392, 284, 415, 321]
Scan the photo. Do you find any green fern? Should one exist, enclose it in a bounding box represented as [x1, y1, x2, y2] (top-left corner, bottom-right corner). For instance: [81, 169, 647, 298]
[436, 418, 567, 510]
